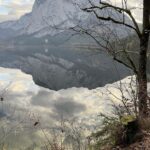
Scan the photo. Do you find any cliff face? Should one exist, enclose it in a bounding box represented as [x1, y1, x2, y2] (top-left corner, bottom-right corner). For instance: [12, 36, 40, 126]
[0, 0, 132, 38]
[0, 0, 82, 37]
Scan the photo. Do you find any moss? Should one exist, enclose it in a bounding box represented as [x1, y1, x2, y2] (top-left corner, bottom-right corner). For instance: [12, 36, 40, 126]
[121, 115, 136, 125]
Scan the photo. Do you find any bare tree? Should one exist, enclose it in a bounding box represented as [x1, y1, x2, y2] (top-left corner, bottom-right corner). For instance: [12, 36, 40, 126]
[73, 0, 150, 118]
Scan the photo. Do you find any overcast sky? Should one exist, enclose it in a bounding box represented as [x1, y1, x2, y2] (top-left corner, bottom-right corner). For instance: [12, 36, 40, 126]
[0, 0, 143, 23]
[0, 0, 34, 22]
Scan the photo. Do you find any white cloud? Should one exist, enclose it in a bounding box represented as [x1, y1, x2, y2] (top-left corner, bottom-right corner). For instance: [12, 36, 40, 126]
[0, 0, 35, 22]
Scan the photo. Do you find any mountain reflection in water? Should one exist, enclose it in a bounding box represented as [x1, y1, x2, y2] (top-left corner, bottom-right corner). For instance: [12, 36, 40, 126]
[0, 67, 137, 149]
[0, 67, 107, 149]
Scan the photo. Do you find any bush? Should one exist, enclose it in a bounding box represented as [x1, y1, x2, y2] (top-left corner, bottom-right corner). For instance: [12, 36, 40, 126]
[89, 113, 142, 149]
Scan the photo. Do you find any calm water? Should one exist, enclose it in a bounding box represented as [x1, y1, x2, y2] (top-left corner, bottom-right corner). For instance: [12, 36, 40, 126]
[0, 67, 130, 149]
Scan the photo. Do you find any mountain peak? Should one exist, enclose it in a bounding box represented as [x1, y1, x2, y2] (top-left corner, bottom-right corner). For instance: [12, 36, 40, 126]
[32, 0, 46, 10]
[0, 0, 132, 38]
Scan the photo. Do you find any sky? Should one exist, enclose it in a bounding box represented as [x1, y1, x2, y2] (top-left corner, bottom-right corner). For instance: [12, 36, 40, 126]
[0, 0, 35, 22]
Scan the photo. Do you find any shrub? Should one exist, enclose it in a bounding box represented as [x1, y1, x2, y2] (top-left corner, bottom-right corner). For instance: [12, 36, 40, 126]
[89, 113, 142, 149]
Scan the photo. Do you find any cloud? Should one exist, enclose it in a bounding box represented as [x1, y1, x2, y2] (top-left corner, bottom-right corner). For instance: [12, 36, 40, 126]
[0, 0, 35, 22]
[52, 97, 86, 118]
[31, 89, 86, 119]
[0, 67, 104, 123]
[31, 90, 55, 107]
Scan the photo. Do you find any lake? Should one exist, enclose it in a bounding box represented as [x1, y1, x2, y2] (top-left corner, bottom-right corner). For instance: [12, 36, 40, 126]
[0, 67, 134, 149]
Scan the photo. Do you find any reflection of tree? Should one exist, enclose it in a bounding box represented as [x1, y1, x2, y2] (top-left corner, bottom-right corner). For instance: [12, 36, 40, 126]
[71, 0, 150, 118]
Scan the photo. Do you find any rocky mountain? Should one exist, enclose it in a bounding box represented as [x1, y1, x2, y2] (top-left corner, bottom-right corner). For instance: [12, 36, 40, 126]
[0, 0, 133, 90]
[0, 0, 81, 37]
[0, 0, 132, 38]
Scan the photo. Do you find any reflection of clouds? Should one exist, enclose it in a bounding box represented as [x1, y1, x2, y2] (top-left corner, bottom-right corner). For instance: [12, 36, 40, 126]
[31, 90, 55, 107]
[0, 110, 7, 118]
[0, 67, 110, 123]
[0, 67, 102, 121]
[11, 81, 29, 92]
[0, 67, 138, 148]
[52, 97, 86, 118]
[0, 67, 109, 130]
[31, 90, 86, 118]
[0, 67, 137, 124]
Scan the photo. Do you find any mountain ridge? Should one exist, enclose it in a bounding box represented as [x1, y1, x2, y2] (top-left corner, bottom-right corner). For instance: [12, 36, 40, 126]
[0, 0, 133, 38]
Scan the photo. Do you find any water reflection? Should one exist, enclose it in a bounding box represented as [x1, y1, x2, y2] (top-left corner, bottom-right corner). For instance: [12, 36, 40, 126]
[0, 67, 106, 149]
[0, 67, 135, 149]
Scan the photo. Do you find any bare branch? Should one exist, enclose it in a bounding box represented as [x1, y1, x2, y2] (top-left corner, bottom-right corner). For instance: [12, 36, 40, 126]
[82, 0, 141, 37]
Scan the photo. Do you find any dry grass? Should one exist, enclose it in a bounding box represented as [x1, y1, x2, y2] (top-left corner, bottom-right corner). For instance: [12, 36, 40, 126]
[139, 118, 150, 131]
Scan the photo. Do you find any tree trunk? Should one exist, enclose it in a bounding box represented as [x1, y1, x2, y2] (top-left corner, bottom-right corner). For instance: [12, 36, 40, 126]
[138, 0, 150, 117]
[138, 37, 149, 117]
